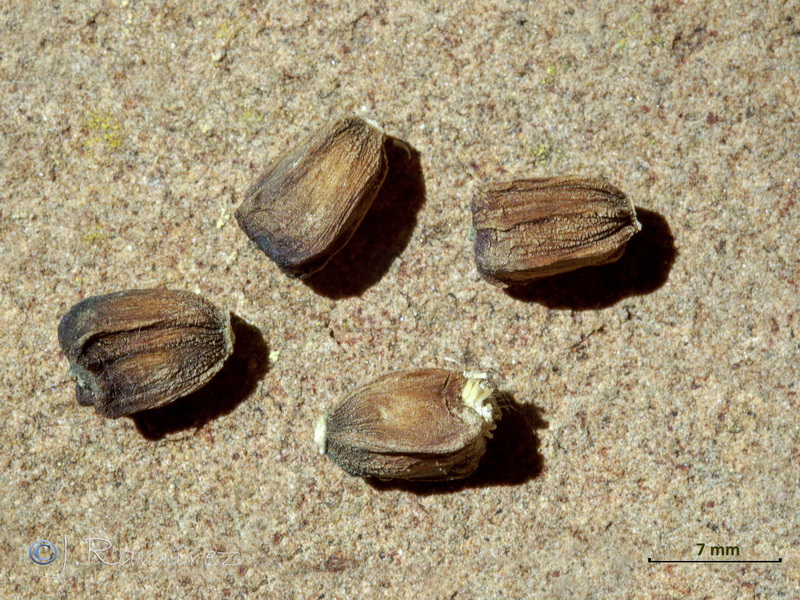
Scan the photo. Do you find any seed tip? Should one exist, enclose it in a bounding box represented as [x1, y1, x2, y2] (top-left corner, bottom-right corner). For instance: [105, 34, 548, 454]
[360, 115, 385, 135]
[461, 372, 495, 424]
[314, 414, 328, 454]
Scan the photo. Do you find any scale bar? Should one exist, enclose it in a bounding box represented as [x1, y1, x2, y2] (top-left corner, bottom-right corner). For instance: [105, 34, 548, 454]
[649, 558, 782, 564]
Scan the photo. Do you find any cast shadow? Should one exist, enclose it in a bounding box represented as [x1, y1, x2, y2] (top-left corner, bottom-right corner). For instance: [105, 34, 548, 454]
[304, 137, 426, 298]
[132, 315, 269, 440]
[367, 392, 547, 495]
[504, 208, 676, 310]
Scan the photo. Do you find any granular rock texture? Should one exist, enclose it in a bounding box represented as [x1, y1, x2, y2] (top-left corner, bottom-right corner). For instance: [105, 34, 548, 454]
[1, 1, 797, 598]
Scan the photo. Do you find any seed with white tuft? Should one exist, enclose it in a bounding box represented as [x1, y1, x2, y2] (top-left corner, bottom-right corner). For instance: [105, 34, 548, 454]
[315, 368, 499, 481]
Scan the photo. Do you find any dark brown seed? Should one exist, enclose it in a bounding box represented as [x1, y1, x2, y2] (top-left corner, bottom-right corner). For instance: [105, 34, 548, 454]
[235, 116, 388, 278]
[471, 176, 641, 286]
[315, 368, 498, 481]
[57, 289, 234, 418]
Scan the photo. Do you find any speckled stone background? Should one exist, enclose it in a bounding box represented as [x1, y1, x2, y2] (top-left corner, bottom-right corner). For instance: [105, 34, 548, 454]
[2, 1, 798, 598]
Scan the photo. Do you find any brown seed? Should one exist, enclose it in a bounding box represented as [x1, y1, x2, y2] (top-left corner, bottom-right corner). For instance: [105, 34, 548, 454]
[235, 116, 388, 278]
[57, 289, 234, 418]
[315, 368, 498, 481]
[471, 176, 641, 286]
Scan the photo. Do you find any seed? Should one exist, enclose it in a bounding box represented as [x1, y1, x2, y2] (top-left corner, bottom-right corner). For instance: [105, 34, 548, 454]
[57, 289, 234, 418]
[315, 368, 498, 481]
[235, 116, 388, 278]
[471, 176, 641, 286]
